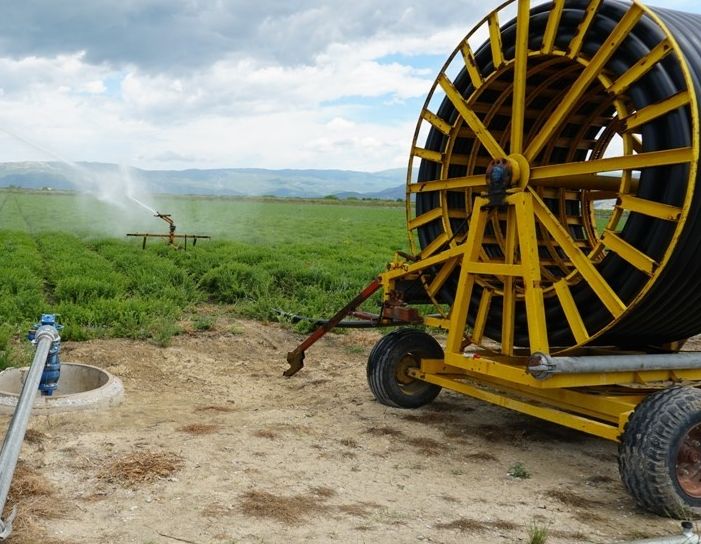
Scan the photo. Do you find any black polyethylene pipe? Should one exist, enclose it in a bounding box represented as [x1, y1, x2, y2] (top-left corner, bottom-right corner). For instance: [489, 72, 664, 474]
[415, 0, 701, 348]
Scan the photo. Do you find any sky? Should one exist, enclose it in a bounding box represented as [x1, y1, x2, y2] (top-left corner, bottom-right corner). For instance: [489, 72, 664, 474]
[0, 0, 699, 173]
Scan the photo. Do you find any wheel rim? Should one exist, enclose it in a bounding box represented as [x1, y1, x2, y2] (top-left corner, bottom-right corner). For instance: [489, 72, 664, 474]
[395, 353, 424, 394]
[676, 423, 701, 498]
[407, 0, 699, 353]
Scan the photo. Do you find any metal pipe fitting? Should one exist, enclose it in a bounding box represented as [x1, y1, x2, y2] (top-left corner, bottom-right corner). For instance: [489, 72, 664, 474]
[618, 521, 700, 543]
[528, 352, 701, 380]
[0, 321, 61, 540]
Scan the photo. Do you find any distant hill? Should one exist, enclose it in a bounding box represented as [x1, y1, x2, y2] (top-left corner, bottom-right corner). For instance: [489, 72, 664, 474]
[0, 162, 406, 200]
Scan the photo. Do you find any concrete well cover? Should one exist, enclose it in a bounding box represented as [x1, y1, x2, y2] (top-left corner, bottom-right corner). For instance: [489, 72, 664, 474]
[0, 362, 124, 414]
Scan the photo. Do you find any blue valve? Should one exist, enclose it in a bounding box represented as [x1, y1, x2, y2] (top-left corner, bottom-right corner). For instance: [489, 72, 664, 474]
[27, 314, 63, 396]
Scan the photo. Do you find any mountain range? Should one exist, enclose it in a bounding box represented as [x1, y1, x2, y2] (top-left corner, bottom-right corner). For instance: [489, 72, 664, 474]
[0, 161, 406, 200]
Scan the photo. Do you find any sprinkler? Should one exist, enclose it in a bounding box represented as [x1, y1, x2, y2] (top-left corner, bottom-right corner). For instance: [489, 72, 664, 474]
[126, 212, 211, 249]
[27, 314, 62, 396]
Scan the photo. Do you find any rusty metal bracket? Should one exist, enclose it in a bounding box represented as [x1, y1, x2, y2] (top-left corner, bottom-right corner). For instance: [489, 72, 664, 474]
[284, 278, 382, 377]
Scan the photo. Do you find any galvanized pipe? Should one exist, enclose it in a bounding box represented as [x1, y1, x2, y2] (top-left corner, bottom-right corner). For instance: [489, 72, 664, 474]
[528, 352, 701, 380]
[0, 325, 59, 539]
[618, 522, 700, 543]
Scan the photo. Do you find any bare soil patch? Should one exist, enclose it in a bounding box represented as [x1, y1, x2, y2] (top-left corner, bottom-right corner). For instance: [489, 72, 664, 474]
[0, 317, 692, 543]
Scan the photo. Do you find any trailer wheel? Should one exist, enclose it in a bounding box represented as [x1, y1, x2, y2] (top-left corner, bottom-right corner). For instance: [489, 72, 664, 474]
[367, 329, 442, 409]
[619, 386, 701, 518]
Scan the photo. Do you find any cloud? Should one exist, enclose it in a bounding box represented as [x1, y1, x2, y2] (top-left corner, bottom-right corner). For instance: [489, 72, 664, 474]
[0, 0, 698, 172]
[0, 1, 483, 72]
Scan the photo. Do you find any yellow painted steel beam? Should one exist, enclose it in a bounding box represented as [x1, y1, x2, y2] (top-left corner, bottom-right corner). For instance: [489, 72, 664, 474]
[568, 0, 602, 58]
[421, 109, 452, 135]
[618, 194, 682, 221]
[512, 192, 549, 353]
[530, 189, 626, 318]
[608, 39, 673, 96]
[463, 262, 524, 276]
[553, 280, 590, 344]
[438, 74, 506, 159]
[437, 368, 641, 424]
[529, 147, 694, 180]
[408, 208, 443, 230]
[541, 0, 565, 54]
[413, 371, 621, 441]
[529, 173, 629, 191]
[422, 316, 452, 330]
[427, 257, 460, 297]
[601, 230, 658, 276]
[383, 239, 465, 281]
[526, 4, 644, 160]
[471, 289, 493, 343]
[488, 12, 504, 70]
[419, 231, 450, 259]
[623, 91, 691, 132]
[502, 206, 517, 355]
[407, 173, 486, 193]
[460, 41, 484, 89]
[445, 198, 490, 354]
[412, 146, 443, 163]
[511, 0, 530, 155]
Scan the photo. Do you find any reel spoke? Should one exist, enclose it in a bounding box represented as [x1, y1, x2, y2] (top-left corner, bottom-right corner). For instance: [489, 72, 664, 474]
[526, 4, 644, 161]
[511, 0, 530, 155]
[438, 74, 506, 159]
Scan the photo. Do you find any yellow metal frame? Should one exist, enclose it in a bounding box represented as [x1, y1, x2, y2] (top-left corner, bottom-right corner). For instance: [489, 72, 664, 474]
[391, 0, 701, 441]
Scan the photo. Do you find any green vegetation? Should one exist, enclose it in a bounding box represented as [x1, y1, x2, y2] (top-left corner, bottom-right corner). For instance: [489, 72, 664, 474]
[507, 462, 531, 479]
[527, 520, 549, 544]
[0, 189, 407, 346]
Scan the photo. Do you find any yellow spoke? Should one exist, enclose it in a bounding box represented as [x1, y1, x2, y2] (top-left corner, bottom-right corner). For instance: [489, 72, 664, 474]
[531, 173, 625, 191]
[420, 231, 450, 259]
[427, 258, 459, 297]
[530, 147, 694, 183]
[438, 74, 507, 159]
[618, 194, 682, 221]
[471, 289, 493, 344]
[623, 91, 691, 133]
[408, 208, 443, 230]
[553, 280, 590, 344]
[488, 12, 504, 70]
[601, 230, 658, 276]
[530, 189, 626, 317]
[568, 0, 602, 58]
[421, 109, 452, 135]
[525, 4, 644, 161]
[412, 146, 442, 163]
[511, 0, 530, 155]
[541, 0, 565, 54]
[460, 42, 484, 89]
[609, 39, 673, 96]
[408, 173, 487, 194]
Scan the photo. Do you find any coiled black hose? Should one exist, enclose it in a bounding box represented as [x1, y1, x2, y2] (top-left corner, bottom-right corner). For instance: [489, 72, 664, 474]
[414, 0, 701, 348]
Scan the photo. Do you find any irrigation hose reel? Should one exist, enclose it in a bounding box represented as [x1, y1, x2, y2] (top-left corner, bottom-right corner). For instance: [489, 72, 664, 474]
[288, 0, 701, 518]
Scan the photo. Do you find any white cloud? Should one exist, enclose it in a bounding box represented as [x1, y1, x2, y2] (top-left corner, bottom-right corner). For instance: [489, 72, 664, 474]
[0, 0, 699, 172]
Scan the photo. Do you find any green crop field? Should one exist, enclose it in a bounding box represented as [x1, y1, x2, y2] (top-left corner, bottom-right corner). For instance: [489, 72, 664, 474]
[0, 189, 409, 364]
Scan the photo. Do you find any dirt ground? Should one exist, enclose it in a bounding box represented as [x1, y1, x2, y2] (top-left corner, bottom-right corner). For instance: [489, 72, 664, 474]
[3, 315, 691, 544]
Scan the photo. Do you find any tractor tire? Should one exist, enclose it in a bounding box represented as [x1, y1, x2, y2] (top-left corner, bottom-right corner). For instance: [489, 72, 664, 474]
[367, 328, 442, 409]
[619, 386, 701, 518]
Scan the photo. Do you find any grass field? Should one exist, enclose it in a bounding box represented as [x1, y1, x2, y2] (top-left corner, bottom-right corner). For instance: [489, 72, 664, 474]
[0, 189, 408, 363]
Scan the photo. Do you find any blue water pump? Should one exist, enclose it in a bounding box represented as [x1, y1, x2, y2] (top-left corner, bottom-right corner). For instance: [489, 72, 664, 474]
[27, 314, 62, 396]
